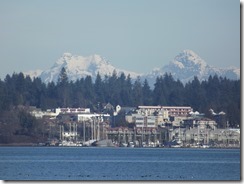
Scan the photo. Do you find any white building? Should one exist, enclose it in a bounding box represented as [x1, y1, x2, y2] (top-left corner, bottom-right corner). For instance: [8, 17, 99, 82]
[146, 116, 156, 128]
[172, 127, 240, 147]
[56, 107, 90, 114]
[162, 106, 192, 117]
[133, 114, 145, 127]
[77, 113, 110, 122]
[126, 105, 193, 128]
[130, 114, 156, 128]
[138, 105, 192, 118]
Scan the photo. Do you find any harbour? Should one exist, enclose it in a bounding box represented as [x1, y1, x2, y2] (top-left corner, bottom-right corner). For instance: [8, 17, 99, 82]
[0, 147, 240, 181]
[27, 106, 240, 149]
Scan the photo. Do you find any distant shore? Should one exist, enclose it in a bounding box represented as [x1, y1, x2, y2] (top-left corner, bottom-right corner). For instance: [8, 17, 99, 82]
[0, 143, 240, 149]
[0, 143, 34, 146]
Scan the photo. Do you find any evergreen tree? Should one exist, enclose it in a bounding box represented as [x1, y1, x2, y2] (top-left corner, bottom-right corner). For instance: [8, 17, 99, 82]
[18, 110, 35, 135]
[107, 70, 120, 105]
[168, 79, 185, 106]
[125, 74, 133, 106]
[163, 73, 176, 105]
[94, 72, 104, 104]
[58, 67, 68, 85]
[185, 76, 205, 111]
[0, 71, 240, 128]
[57, 67, 70, 107]
[72, 78, 85, 107]
[45, 81, 58, 108]
[132, 77, 143, 106]
[142, 79, 152, 105]
[84, 76, 94, 107]
[153, 76, 166, 105]
[32, 77, 46, 108]
[118, 73, 129, 106]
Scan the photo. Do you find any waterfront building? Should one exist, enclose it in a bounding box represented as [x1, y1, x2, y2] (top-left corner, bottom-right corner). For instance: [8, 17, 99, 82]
[209, 128, 240, 146]
[56, 107, 91, 114]
[181, 117, 217, 129]
[128, 114, 157, 128]
[126, 105, 194, 130]
[30, 107, 91, 119]
[172, 127, 240, 147]
[138, 105, 193, 117]
[106, 126, 159, 147]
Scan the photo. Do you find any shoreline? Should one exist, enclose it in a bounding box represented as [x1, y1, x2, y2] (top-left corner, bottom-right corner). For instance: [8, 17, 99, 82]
[0, 143, 240, 149]
[0, 143, 34, 146]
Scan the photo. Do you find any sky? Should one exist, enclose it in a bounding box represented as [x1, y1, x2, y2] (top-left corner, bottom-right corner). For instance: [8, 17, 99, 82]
[0, 0, 240, 79]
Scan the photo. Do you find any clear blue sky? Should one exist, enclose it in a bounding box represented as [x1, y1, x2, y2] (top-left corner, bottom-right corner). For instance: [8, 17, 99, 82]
[0, 0, 240, 79]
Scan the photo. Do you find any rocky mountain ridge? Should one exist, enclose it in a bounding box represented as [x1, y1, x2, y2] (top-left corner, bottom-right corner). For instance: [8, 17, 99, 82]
[25, 50, 240, 84]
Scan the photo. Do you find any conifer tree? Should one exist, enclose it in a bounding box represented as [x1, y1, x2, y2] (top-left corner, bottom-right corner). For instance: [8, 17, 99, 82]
[94, 72, 104, 104]
[132, 77, 143, 106]
[57, 67, 69, 107]
[142, 79, 152, 105]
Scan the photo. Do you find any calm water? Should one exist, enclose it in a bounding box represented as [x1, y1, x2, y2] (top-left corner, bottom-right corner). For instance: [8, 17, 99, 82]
[0, 147, 240, 181]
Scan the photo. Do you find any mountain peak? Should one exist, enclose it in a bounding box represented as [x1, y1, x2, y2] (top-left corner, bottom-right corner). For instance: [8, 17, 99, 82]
[166, 49, 207, 76]
[91, 54, 102, 61]
[158, 49, 239, 83]
[54, 52, 72, 66]
[34, 53, 140, 83]
[182, 49, 198, 56]
[174, 49, 207, 67]
[63, 52, 72, 57]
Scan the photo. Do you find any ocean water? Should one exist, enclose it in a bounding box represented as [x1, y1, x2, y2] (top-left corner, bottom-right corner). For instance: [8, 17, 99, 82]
[0, 147, 240, 181]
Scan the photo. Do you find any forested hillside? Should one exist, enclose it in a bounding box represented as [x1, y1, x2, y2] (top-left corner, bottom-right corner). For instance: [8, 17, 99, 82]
[0, 68, 240, 127]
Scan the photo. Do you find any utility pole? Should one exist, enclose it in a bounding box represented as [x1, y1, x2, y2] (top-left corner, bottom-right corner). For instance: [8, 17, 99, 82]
[69, 123, 72, 141]
[197, 123, 200, 147]
[74, 122, 77, 142]
[83, 117, 85, 143]
[91, 117, 93, 140]
[60, 125, 62, 141]
[133, 127, 136, 146]
[97, 116, 100, 140]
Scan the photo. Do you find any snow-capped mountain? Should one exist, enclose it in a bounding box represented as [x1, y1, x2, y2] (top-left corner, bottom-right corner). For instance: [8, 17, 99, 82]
[145, 50, 240, 84]
[25, 53, 140, 83]
[25, 50, 240, 85]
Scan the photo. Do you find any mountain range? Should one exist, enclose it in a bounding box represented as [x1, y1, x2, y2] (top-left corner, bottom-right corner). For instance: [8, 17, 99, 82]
[30, 53, 139, 84]
[25, 50, 240, 85]
[144, 50, 240, 84]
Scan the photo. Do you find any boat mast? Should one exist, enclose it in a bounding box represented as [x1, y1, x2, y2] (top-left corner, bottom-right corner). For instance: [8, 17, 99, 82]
[91, 118, 94, 140]
[197, 123, 199, 146]
[83, 117, 85, 143]
[60, 125, 62, 141]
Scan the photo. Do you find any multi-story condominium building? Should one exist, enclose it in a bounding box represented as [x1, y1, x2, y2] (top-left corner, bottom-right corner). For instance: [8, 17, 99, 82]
[161, 106, 193, 117]
[131, 114, 156, 128]
[126, 105, 193, 128]
[138, 105, 193, 117]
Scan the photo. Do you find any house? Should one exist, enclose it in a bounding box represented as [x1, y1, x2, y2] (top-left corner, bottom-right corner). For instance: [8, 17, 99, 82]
[103, 103, 115, 113]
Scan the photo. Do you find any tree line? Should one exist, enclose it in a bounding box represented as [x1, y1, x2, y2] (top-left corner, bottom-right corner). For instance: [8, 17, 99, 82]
[0, 68, 240, 127]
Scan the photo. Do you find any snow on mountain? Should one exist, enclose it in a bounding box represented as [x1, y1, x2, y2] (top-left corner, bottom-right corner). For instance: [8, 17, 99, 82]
[27, 53, 140, 83]
[162, 49, 210, 82]
[145, 49, 240, 84]
[25, 50, 240, 85]
[24, 69, 43, 79]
